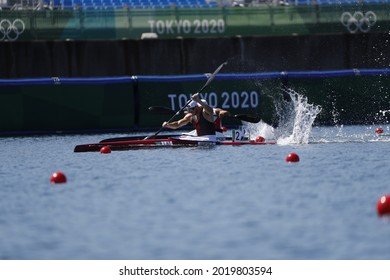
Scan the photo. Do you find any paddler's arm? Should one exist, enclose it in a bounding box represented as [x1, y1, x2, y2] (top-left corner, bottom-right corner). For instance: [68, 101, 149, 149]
[214, 108, 231, 118]
[192, 93, 214, 116]
[162, 114, 192, 130]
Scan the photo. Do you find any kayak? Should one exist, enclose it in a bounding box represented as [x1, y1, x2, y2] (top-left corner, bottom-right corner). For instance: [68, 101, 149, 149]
[74, 136, 276, 153]
[98, 125, 264, 142]
[99, 134, 183, 143]
[98, 132, 239, 143]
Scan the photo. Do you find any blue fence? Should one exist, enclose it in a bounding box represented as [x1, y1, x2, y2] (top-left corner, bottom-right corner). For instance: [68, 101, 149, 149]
[2, 68, 390, 86]
[1, 68, 390, 135]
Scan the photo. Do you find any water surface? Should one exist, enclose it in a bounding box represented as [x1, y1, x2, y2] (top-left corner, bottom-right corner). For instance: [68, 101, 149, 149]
[1, 125, 390, 259]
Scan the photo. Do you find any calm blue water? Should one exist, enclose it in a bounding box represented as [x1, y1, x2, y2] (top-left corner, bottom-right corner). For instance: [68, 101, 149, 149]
[1, 125, 390, 260]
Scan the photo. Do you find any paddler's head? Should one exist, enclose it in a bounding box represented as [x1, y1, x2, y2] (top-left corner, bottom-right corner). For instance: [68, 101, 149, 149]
[185, 100, 198, 114]
[186, 99, 208, 113]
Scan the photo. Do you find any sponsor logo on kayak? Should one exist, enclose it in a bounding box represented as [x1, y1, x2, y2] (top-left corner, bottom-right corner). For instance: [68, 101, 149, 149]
[155, 141, 174, 146]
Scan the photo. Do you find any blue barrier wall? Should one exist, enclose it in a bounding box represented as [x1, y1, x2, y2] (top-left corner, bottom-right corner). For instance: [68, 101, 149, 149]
[1, 68, 390, 135]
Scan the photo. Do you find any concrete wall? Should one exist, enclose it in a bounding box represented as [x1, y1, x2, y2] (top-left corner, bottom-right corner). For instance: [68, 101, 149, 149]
[1, 33, 389, 78]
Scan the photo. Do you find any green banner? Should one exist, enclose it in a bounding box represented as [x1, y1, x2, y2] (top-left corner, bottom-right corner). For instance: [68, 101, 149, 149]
[1, 5, 389, 41]
[0, 83, 134, 133]
[288, 75, 390, 125]
[1, 71, 390, 135]
[137, 78, 280, 129]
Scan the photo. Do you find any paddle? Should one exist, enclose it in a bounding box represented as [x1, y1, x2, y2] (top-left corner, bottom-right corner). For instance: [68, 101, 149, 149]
[232, 114, 261, 123]
[144, 62, 227, 139]
[148, 106, 262, 124]
[148, 106, 176, 114]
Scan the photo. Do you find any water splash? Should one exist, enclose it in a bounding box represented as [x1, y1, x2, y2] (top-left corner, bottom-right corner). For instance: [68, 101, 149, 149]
[244, 121, 275, 141]
[244, 87, 321, 145]
[277, 88, 322, 144]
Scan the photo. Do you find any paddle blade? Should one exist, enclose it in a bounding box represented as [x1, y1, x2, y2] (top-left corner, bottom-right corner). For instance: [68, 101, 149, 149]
[148, 106, 176, 115]
[234, 114, 261, 123]
[198, 61, 227, 93]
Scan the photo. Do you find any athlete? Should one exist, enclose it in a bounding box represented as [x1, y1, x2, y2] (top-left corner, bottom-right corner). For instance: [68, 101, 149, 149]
[162, 94, 229, 141]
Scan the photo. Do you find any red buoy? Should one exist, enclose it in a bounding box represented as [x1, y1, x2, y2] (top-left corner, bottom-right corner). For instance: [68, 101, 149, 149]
[377, 195, 390, 216]
[375, 127, 384, 134]
[100, 146, 111, 154]
[50, 172, 67, 184]
[286, 153, 300, 162]
[255, 136, 265, 143]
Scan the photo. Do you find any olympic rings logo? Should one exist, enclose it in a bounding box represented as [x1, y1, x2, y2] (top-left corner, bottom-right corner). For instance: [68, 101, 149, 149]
[341, 11, 377, 33]
[0, 19, 25, 41]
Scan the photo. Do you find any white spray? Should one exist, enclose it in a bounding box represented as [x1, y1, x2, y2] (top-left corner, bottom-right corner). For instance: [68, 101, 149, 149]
[244, 87, 322, 144]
